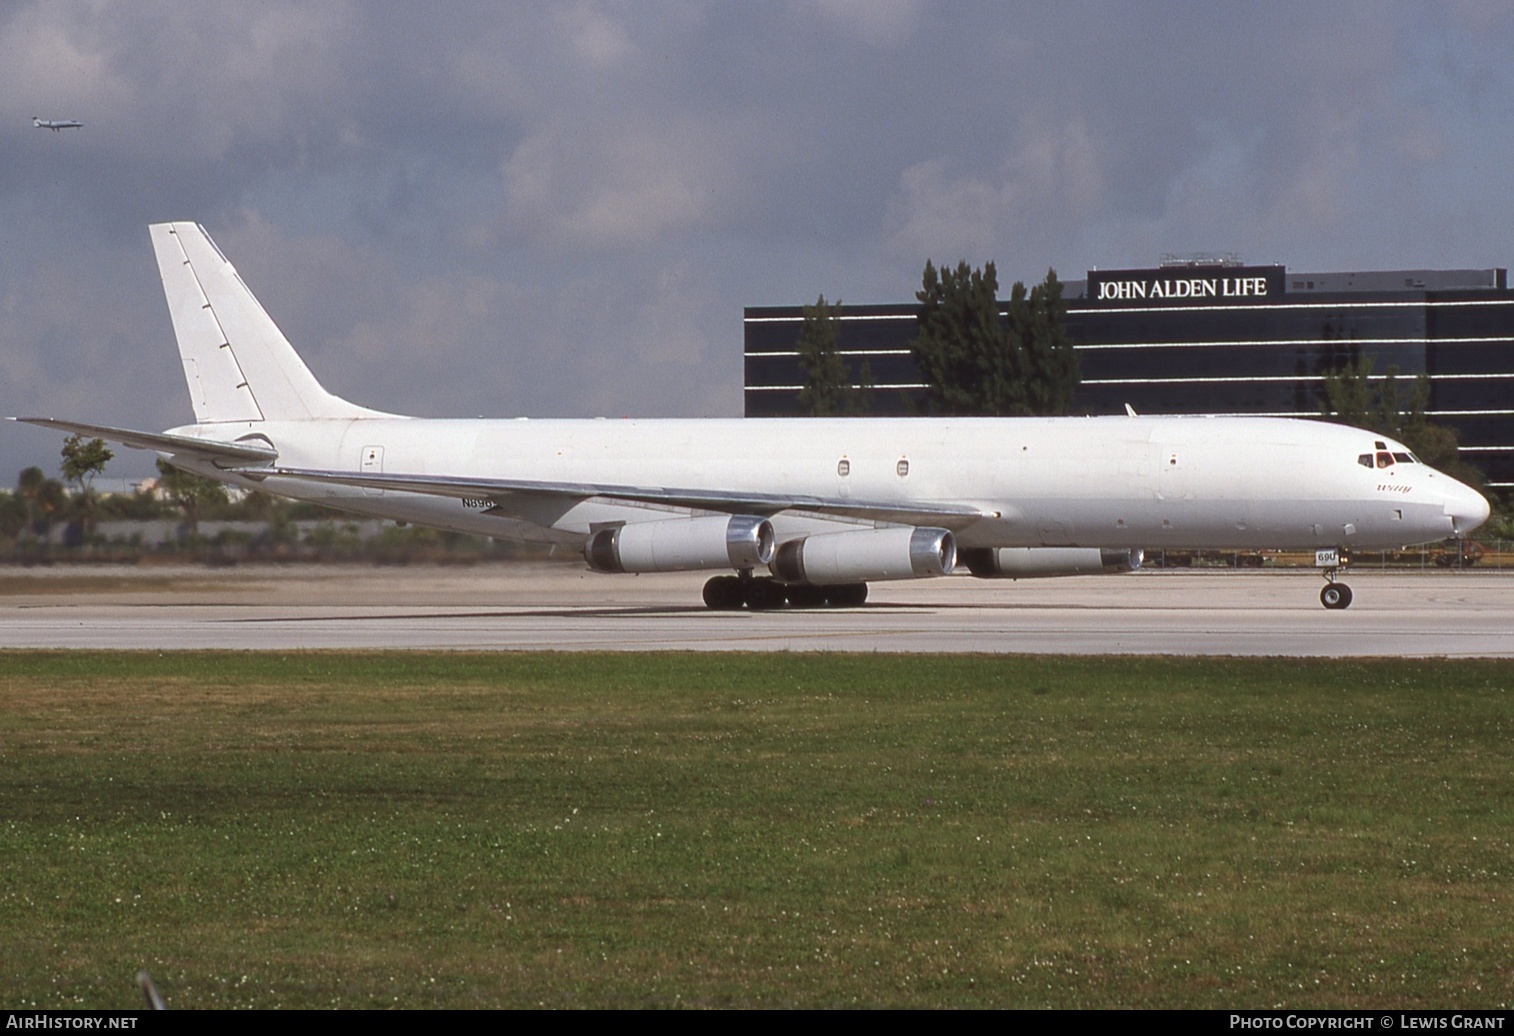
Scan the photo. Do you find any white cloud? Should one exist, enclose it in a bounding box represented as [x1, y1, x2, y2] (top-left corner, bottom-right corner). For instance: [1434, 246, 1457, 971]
[554, 2, 637, 70]
[801, 0, 924, 47]
[0, 5, 122, 115]
[882, 120, 1107, 268]
[498, 115, 749, 250]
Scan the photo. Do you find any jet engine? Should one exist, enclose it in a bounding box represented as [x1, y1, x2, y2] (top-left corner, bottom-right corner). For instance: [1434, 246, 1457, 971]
[959, 546, 1143, 578]
[585, 514, 774, 573]
[770, 526, 956, 585]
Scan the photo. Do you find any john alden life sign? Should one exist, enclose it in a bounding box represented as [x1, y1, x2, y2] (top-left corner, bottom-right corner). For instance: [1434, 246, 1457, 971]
[1088, 265, 1285, 305]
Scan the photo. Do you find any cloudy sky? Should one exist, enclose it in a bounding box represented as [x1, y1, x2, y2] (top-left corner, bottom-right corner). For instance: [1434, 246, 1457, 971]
[3, 1, 1512, 480]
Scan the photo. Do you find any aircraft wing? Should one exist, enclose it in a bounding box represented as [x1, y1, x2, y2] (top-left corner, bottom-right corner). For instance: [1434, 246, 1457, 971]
[264, 466, 993, 529]
[10, 418, 279, 465]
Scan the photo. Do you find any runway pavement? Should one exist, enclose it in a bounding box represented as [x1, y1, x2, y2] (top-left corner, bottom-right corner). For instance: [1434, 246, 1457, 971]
[1, 562, 1509, 655]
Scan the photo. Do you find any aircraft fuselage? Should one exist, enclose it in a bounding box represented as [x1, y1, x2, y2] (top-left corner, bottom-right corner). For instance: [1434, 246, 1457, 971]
[168, 413, 1484, 553]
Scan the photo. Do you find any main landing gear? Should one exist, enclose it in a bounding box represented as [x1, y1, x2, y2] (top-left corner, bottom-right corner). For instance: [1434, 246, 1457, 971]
[702, 572, 868, 611]
[1316, 548, 1353, 610]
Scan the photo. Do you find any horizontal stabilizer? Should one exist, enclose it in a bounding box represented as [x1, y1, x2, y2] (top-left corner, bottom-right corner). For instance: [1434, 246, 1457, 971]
[11, 417, 278, 465]
[263, 465, 992, 529]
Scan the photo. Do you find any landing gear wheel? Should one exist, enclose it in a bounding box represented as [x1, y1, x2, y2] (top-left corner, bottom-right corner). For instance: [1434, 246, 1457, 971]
[785, 584, 828, 609]
[1320, 583, 1353, 610]
[702, 575, 746, 611]
[825, 582, 869, 608]
[745, 577, 788, 611]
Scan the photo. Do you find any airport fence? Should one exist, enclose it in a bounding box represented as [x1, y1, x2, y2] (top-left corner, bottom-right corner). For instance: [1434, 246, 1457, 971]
[1149, 540, 1514, 571]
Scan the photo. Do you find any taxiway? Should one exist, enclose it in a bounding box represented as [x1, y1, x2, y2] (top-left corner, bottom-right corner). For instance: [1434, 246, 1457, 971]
[1, 563, 1508, 655]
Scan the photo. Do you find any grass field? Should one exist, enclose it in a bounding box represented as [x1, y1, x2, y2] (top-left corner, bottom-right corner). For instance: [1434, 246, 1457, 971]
[1, 651, 1511, 1009]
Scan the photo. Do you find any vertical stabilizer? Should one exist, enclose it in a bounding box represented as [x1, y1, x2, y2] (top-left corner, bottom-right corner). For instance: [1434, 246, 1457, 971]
[151, 222, 382, 423]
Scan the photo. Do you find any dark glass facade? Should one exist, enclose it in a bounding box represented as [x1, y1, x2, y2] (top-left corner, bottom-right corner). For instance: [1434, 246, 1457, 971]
[745, 264, 1514, 487]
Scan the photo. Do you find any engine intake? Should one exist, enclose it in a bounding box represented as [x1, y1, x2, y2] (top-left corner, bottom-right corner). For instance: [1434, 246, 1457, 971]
[960, 546, 1143, 578]
[771, 526, 956, 585]
[585, 514, 774, 573]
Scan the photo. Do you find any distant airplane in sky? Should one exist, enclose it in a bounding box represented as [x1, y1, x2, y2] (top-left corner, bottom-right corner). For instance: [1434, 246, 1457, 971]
[32, 116, 82, 131]
[15, 223, 1491, 611]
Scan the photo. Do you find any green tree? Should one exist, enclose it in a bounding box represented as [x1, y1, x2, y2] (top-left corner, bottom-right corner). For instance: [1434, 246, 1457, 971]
[1019, 268, 1079, 416]
[796, 295, 849, 416]
[912, 260, 1018, 415]
[35, 478, 68, 542]
[795, 295, 870, 417]
[17, 466, 46, 536]
[155, 458, 229, 536]
[59, 435, 114, 537]
[910, 261, 1077, 416]
[852, 358, 874, 416]
[0, 490, 22, 540]
[60, 435, 113, 491]
[17, 465, 67, 540]
[1319, 353, 1378, 430]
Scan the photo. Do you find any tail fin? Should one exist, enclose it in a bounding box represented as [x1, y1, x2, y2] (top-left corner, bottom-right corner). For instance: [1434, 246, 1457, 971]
[150, 222, 384, 423]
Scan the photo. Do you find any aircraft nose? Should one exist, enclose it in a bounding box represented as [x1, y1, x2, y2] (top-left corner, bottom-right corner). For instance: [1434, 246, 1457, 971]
[1443, 478, 1491, 537]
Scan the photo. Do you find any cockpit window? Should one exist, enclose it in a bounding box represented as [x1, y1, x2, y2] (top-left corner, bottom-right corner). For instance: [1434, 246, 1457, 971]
[1358, 454, 1373, 468]
[1392, 452, 1415, 463]
[1376, 452, 1394, 468]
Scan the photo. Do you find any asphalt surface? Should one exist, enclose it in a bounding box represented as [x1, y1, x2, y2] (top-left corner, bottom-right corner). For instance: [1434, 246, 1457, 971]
[1, 562, 1509, 655]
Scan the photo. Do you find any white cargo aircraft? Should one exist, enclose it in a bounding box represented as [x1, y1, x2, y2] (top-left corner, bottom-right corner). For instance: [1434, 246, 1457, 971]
[16, 223, 1491, 610]
[32, 117, 82, 131]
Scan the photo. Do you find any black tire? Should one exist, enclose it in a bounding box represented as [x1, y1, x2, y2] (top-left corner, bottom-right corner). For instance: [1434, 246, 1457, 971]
[1320, 583, 1353, 610]
[702, 575, 746, 611]
[825, 582, 869, 608]
[785, 584, 828, 608]
[746, 577, 788, 611]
